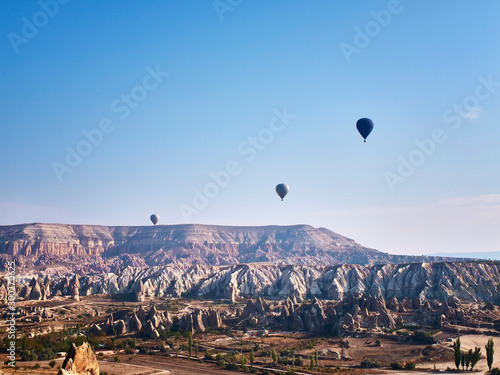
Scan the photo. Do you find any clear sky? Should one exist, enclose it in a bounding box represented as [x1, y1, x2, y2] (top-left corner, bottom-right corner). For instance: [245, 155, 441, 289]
[1, 1, 499, 256]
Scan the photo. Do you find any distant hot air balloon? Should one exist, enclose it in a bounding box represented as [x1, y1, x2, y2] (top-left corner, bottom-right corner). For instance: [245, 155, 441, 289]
[150, 214, 159, 225]
[356, 118, 374, 142]
[275, 183, 289, 201]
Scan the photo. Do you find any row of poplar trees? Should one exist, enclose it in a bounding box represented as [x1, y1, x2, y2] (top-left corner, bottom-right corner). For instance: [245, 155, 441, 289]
[452, 337, 495, 371]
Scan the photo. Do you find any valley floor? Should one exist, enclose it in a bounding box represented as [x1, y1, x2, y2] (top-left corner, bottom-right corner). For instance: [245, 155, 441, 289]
[1, 334, 499, 375]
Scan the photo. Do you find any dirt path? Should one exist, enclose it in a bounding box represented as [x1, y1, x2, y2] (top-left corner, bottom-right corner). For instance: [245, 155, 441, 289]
[102, 355, 245, 375]
[99, 360, 172, 375]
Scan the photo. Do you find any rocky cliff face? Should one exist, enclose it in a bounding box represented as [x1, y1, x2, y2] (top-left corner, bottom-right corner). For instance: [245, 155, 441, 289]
[0, 223, 448, 269]
[11, 262, 500, 305]
[9, 262, 500, 335]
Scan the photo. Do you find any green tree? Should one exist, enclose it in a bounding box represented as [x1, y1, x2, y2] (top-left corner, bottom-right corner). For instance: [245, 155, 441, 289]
[241, 354, 246, 367]
[194, 342, 199, 358]
[465, 351, 470, 370]
[309, 356, 314, 371]
[461, 350, 466, 370]
[453, 337, 462, 370]
[486, 339, 494, 371]
[22, 334, 28, 351]
[470, 347, 481, 370]
[249, 348, 255, 367]
[272, 348, 278, 365]
[315, 349, 319, 366]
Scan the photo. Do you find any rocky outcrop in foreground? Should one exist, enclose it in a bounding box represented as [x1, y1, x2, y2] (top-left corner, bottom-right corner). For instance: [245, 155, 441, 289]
[58, 342, 99, 375]
[0, 223, 450, 269]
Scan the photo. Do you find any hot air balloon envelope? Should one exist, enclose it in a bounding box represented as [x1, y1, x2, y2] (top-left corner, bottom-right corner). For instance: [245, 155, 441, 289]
[276, 183, 289, 201]
[356, 118, 374, 142]
[150, 214, 159, 225]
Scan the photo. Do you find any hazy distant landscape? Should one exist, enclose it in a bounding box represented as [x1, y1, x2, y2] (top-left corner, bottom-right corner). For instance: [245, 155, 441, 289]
[429, 251, 500, 261]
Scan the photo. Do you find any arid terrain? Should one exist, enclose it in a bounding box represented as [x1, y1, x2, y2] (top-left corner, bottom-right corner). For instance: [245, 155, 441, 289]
[1, 224, 499, 374]
[1, 293, 499, 374]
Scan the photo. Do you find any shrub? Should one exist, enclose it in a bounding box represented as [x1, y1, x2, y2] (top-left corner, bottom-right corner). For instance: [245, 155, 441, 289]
[412, 330, 435, 344]
[33, 364, 40, 369]
[125, 347, 134, 355]
[204, 349, 214, 360]
[49, 360, 57, 368]
[225, 327, 234, 337]
[21, 350, 38, 361]
[216, 358, 226, 367]
[296, 356, 304, 366]
[390, 362, 403, 370]
[491, 368, 500, 375]
[114, 356, 120, 362]
[361, 359, 381, 368]
[226, 363, 240, 370]
[39, 348, 56, 360]
[405, 361, 416, 370]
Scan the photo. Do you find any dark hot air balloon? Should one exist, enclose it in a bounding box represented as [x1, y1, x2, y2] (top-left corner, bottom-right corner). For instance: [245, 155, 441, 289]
[356, 118, 374, 142]
[150, 214, 159, 225]
[276, 183, 289, 201]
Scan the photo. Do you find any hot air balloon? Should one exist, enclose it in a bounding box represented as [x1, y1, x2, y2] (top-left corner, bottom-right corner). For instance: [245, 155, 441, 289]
[150, 214, 159, 225]
[275, 183, 289, 201]
[356, 118, 374, 142]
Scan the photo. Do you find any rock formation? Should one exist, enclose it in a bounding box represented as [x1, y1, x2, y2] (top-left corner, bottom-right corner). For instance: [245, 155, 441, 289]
[178, 307, 223, 333]
[0, 223, 451, 271]
[10, 262, 500, 309]
[58, 342, 99, 375]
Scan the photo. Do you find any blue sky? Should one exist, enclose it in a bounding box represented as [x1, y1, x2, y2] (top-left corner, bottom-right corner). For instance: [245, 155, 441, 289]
[1, 1, 499, 255]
